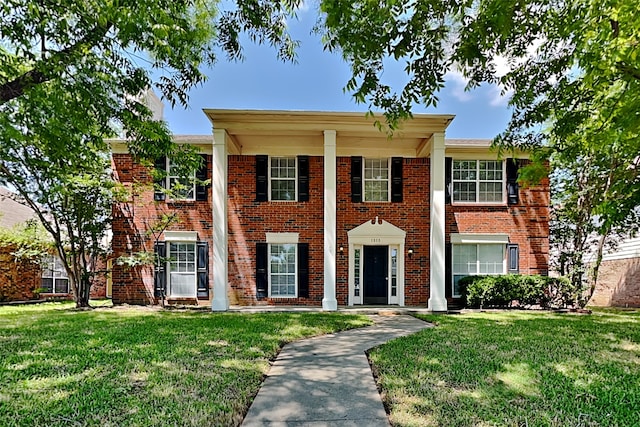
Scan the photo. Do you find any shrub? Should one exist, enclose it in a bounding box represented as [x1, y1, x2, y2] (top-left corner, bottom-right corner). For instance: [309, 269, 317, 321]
[461, 274, 577, 309]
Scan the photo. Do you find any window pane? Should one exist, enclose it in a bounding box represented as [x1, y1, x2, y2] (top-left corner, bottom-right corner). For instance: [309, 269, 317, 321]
[479, 182, 503, 202]
[270, 243, 296, 297]
[55, 279, 69, 294]
[41, 278, 53, 293]
[364, 158, 389, 202]
[479, 244, 504, 274]
[168, 159, 196, 200]
[453, 245, 477, 275]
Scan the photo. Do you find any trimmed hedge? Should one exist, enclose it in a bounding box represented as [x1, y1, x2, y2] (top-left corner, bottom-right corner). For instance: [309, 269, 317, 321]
[459, 275, 579, 309]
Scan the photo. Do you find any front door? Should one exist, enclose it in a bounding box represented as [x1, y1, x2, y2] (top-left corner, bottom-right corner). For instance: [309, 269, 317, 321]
[364, 246, 388, 304]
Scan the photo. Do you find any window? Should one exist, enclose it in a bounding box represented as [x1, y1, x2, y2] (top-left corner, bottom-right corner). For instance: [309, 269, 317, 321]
[354, 248, 361, 297]
[269, 243, 297, 297]
[270, 157, 296, 201]
[41, 255, 69, 294]
[167, 158, 196, 200]
[154, 155, 208, 202]
[452, 244, 505, 296]
[364, 158, 389, 201]
[154, 234, 208, 299]
[452, 160, 504, 203]
[168, 242, 196, 297]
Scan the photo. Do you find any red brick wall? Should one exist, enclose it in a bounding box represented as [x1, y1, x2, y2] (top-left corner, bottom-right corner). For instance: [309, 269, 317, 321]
[228, 155, 324, 305]
[112, 153, 550, 308]
[111, 154, 213, 305]
[445, 162, 550, 286]
[0, 245, 41, 301]
[590, 257, 640, 307]
[336, 157, 431, 306]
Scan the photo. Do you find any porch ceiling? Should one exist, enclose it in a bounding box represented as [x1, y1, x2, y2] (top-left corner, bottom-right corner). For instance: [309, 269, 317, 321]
[204, 109, 455, 157]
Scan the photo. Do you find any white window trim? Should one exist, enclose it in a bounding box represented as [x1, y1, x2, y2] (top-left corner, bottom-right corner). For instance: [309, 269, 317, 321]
[268, 156, 297, 202]
[167, 158, 196, 201]
[267, 243, 298, 298]
[363, 157, 391, 202]
[452, 159, 506, 205]
[452, 243, 507, 297]
[165, 231, 198, 242]
[266, 232, 299, 244]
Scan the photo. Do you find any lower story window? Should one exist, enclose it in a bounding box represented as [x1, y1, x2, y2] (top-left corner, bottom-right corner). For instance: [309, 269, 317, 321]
[169, 242, 196, 297]
[269, 243, 297, 297]
[41, 255, 69, 293]
[453, 244, 505, 296]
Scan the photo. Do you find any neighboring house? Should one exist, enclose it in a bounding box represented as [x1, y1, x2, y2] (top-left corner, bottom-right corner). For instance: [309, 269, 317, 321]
[110, 110, 550, 310]
[0, 188, 109, 301]
[588, 236, 640, 307]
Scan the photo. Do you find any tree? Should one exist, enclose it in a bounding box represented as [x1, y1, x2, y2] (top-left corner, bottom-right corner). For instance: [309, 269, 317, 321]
[0, 0, 302, 307]
[318, 0, 640, 301]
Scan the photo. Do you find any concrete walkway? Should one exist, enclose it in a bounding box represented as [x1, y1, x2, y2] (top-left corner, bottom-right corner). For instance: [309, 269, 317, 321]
[242, 314, 431, 426]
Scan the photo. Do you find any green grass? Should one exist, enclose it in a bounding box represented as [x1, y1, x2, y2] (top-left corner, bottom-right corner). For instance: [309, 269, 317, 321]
[370, 310, 640, 427]
[0, 302, 371, 426]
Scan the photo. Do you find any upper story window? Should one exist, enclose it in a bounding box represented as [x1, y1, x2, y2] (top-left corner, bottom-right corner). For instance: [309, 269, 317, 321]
[153, 155, 208, 202]
[256, 156, 309, 203]
[452, 160, 504, 203]
[364, 158, 389, 202]
[167, 158, 196, 200]
[351, 156, 402, 203]
[270, 157, 297, 201]
[41, 255, 69, 294]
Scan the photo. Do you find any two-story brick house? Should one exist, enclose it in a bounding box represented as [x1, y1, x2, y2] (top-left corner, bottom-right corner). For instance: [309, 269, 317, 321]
[111, 110, 549, 310]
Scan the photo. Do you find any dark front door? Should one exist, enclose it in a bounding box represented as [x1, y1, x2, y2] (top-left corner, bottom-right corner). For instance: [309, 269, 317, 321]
[364, 246, 388, 304]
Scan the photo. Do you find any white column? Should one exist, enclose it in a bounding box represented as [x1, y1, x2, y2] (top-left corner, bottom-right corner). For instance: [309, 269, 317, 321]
[322, 130, 338, 311]
[211, 128, 229, 311]
[428, 133, 448, 312]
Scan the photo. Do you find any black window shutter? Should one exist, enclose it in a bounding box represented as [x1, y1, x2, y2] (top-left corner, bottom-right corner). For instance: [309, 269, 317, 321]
[197, 241, 209, 297]
[507, 244, 520, 273]
[391, 157, 403, 202]
[506, 158, 519, 205]
[445, 157, 452, 204]
[256, 243, 268, 298]
[195, 154, 208, 201]
[154, 156, 167, 201]
[351, 156, 363, 202]
[298, 156, 309, 202]
[445, 243, 452, 298]
[298, 243, 309, 298]
[256, 155, 268, 202]
[154, 242, 167, 297]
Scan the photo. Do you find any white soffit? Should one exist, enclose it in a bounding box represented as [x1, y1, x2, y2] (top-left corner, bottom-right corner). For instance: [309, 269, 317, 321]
[451, 233, 510, 244]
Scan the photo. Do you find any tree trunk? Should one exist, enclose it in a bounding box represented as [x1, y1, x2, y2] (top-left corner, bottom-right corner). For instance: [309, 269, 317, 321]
[75, 274, 92, 308]
[586, 233, 608, 307]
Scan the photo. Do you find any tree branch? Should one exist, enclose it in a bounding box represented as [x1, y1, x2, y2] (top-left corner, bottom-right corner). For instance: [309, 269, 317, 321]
[0, 22, 113, 105]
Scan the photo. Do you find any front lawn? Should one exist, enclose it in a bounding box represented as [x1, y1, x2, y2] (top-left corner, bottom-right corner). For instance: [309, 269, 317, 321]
[0, 302, 371, 426]
[370, 310, 640, 427]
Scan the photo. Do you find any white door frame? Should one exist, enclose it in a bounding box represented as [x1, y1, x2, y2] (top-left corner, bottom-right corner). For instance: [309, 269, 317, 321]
[347, 218, 406, 306]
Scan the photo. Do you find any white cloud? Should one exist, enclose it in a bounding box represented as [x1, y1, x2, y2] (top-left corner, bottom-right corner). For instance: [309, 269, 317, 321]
[488, 84, 513, 107]
[445, 71, 473, 103]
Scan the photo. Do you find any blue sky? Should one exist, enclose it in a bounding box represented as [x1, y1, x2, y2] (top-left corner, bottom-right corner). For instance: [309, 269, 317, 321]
[163, 7, 513, 139]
